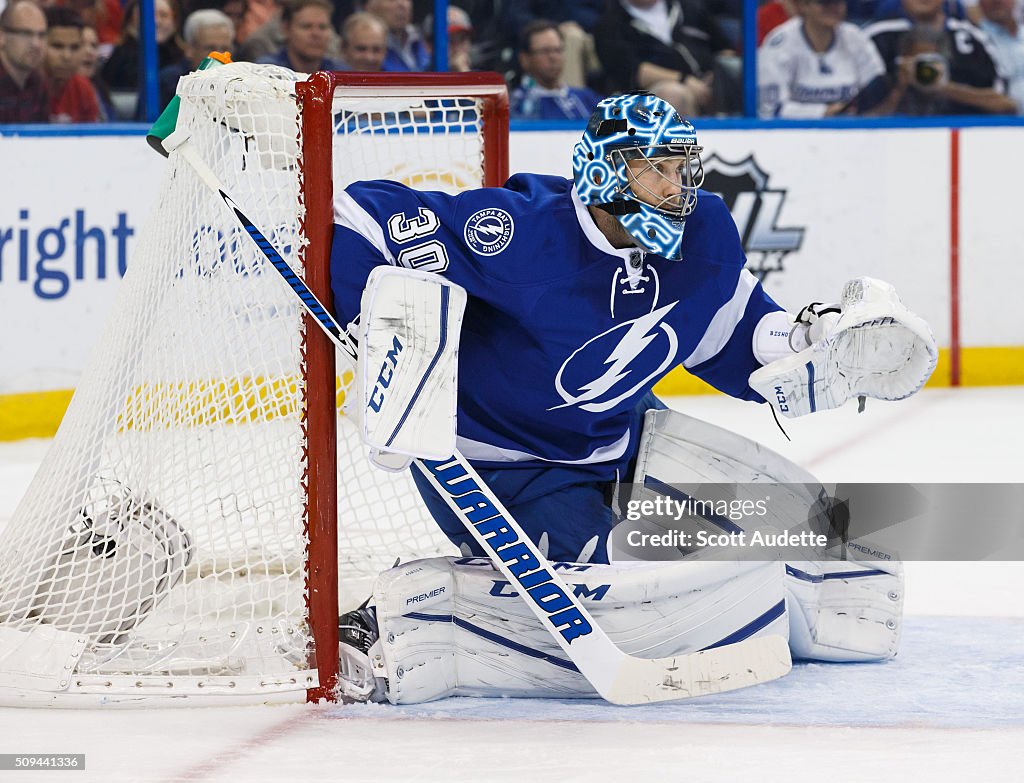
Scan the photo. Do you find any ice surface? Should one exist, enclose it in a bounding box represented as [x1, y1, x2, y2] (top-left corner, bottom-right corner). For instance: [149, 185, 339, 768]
[0, 387, 1021, 782]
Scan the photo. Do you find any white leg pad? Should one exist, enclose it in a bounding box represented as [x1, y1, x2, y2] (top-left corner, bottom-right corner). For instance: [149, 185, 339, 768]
[372, 556, 788, 704]
[632, 408, 905, 662]
[785, 559, 904, 662]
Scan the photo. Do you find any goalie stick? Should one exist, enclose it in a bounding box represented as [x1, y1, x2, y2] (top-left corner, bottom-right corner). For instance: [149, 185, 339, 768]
[161, 134, 792, 705]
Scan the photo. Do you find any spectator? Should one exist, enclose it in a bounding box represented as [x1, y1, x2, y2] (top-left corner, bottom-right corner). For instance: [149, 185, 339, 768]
[364, 0, 428, 71]
[546, 1, 604, 88]
[338, 10, 386, 71]
[184, 0, 248, 48]
[238, 0, 341, 62]
[256, 0, 341, 73]
[235, 0, 276, 44]
[510, 20, 603, 119]
[219, 0, 249, 39]
[155, 9, 234, 111]
[866, 0, 1015, 113]
[592, 0, 738, 116]
[79, 21, 114, 119]
[422, 3, 473, 71]
[235, 0, 283, 60]
[225, 0, 249, 33]
[451, 0, 515, 74]
[101, 0, 183, 91]
[977, 0, 1024, 113]
[60, 0, 123, 48]
[758, 0, 889, 117]
[758, 0, 796, 45]
[44, 6, 99, 122]
[501, 1, 605, 89]
[0, 0, 48, 122]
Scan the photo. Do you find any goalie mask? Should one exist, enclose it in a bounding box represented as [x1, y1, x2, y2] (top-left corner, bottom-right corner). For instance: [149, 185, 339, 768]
[572, 92, 703, 260]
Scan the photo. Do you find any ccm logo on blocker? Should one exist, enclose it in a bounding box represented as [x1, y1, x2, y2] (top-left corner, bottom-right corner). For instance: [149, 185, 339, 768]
[368, 335, 404, 413]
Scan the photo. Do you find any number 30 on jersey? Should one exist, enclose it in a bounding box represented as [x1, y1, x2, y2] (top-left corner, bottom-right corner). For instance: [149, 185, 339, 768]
[387, 208, 450, 273]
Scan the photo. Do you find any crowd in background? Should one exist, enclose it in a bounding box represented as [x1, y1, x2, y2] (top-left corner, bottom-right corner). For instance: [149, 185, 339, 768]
[1, 0, 1023, 124]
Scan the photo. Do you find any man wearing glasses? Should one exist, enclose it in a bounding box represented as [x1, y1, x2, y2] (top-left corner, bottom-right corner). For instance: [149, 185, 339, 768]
[511, 20, 603, 120]
[0, 0, 48, 123]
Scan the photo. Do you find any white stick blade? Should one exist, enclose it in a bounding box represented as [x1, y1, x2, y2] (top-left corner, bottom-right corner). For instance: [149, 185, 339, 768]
[603, 634, 792, 705]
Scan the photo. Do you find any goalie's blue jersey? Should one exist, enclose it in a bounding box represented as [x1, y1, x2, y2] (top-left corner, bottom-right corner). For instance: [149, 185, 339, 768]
[331, 174, 783, 481]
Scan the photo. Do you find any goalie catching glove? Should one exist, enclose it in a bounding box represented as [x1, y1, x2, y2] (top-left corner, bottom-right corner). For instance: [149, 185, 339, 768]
[750, 277, 938, 418]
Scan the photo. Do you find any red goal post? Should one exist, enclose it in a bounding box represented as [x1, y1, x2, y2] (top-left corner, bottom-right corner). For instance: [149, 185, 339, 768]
[301, 71, 510, 702]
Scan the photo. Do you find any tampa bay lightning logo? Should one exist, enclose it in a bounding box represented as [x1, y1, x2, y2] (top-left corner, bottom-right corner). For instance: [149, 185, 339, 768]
[464, 208, 514, 256]
[550, 302, 679, 413]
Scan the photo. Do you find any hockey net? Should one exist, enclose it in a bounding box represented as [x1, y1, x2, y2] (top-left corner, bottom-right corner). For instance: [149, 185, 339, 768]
[0, 65, 509, 706]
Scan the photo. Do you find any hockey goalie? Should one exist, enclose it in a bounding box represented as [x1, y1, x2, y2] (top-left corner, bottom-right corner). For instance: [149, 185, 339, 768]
[326, 92, 936, 704]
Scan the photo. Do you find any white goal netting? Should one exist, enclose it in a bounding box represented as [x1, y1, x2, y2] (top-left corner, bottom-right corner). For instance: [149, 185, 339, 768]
[0, 64, 503, 706]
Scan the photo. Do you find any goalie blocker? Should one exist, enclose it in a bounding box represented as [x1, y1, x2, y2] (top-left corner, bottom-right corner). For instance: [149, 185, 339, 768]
[356, 266, 466, 472]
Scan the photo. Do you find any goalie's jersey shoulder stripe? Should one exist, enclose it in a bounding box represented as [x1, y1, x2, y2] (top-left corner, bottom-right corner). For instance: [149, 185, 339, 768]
[683, 269, 758, 369]
[335, 189, 396, 264]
